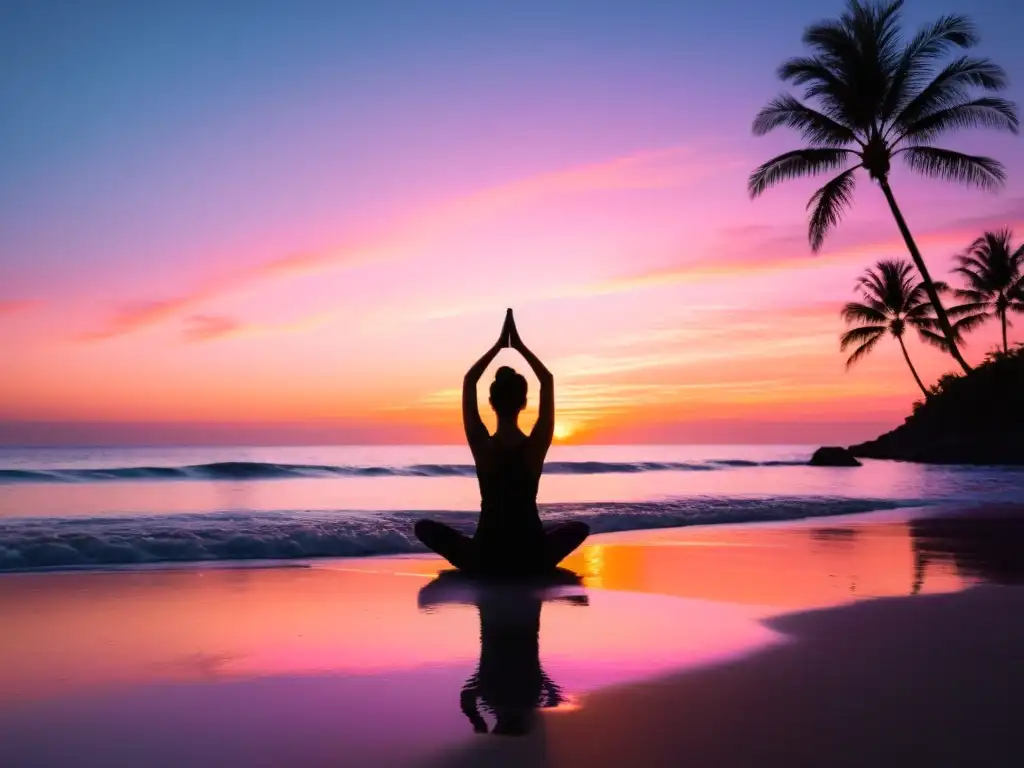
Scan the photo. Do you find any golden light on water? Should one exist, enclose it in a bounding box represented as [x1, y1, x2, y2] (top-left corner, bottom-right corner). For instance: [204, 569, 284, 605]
[584, 544, 606, 589]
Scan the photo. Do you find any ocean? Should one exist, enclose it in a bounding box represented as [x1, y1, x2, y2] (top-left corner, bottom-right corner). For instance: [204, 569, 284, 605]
[2, 444, 1022, 571]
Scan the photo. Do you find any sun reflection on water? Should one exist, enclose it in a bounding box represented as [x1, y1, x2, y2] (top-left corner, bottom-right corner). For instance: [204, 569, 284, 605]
[583, 544, 605, 589]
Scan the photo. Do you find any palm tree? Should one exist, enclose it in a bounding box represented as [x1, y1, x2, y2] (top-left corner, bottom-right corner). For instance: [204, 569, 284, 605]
[749, 0, 1018, 375]
[841, 259, 951, 397]
[949, 229, 1024, 353]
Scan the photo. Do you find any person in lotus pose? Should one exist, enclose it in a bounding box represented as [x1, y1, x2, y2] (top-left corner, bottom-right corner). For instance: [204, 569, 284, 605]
[414, 309, 589, 578]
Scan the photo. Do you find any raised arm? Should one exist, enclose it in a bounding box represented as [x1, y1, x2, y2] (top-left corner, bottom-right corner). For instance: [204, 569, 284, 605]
[462, 315, 511, 452]
[506, 311, 554, 465]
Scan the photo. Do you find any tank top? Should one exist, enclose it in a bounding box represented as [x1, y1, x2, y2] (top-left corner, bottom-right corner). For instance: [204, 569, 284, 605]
[474, 439, 544, 569]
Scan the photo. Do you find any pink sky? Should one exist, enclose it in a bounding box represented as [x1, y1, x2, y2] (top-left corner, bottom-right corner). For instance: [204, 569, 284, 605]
[2, 1, 1022, 446]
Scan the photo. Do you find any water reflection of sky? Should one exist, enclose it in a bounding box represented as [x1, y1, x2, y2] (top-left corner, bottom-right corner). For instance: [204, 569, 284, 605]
[0, 510, 1019, 766]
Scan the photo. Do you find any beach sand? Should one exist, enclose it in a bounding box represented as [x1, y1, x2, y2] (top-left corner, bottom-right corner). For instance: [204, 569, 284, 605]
[1, 505, 1022, 767]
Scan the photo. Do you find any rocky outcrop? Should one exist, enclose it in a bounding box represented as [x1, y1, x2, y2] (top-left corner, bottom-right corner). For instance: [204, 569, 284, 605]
[850, 429, 1024, 464]
[809, 446, 862, 467]
[849, 347, 1024, 465]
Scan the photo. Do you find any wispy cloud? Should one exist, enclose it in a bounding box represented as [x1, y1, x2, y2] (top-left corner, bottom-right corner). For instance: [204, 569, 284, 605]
[554, 332, 837, 379]
[179, 311, 336, 343]
[80, 145, 723, 341]
[79, 246, 365, 341]
[181, 314, 243, 342]
[0, 299, 40, 317]
[390, 206, 1024, 327]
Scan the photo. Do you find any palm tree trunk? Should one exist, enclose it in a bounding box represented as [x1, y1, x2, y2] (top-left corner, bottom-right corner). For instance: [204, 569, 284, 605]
[1001, 310, 1008, 354]
[897, 335, 930, 398]
[878, 178, 972, 374]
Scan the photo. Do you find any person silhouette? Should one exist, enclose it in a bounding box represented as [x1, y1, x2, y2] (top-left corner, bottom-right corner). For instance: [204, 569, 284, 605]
[414, 309, 589, 578]
[417, 569, 587, 736]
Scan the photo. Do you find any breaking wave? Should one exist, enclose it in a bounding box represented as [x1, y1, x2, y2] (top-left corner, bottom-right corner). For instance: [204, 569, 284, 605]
[0, 496, 919, 571]
[0, 458, 808, 484]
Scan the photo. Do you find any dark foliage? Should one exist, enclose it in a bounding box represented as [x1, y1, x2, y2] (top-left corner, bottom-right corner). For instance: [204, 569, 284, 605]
[850, 344, 1024, 463]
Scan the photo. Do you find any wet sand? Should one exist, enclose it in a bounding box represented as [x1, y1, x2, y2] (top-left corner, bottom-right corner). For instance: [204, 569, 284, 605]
[1, 505, 1022, 767]
[434, 585, 1024, 767]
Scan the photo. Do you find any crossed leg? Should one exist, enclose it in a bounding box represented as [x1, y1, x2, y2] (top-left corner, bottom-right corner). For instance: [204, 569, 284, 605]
[542, 521, 590, 569]
[414, 519, 477, 571]
[414, 519, 590, 575]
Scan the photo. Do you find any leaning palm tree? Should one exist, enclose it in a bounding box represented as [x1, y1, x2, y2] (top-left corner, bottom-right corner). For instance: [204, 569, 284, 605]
[841, 259, 952, 397]
[949, 228, 1024, 353]
[749, 0, 1019, 375]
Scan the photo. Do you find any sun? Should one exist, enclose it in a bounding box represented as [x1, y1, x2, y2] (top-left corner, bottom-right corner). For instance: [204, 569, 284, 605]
[552, 421, 577, 442]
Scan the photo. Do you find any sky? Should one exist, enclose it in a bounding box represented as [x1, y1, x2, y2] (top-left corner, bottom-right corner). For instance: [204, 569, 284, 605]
[2, 0, 1024, 446]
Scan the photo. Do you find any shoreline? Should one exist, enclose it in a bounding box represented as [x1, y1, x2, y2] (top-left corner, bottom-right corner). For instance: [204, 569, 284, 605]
[2, 502, 1021, 766]
[0, 499, 989, 576]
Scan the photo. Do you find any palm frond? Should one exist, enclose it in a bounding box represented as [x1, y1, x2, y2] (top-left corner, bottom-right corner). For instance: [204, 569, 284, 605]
[884, 11, 979, 118]
[899, 146, 1005, 190]
[903, 277, 948, 312]
[841, 301, 887, 324]
[844, 332, 885, 368]
[904, 300, 937, 319]
[748, 148, 854, 198]
[955, 230, 1022, 296]
[803, 16, 861, 66]
[895, 97, 1019, 144]
[776, 56, 851, 122]
[951, 312, 991, 334]
[893, 56, 1009, 129]
[947, 299, 990, 315]
[857, 266, 891, 300]
[956, 252, 992, 275]
[806, 166, 860, 250]
[840, 324, 887, 348]
[864, 258, 913, 307]
[953, 268, 993, 293]
[967, 228, 1011, 254]
[916, 326, 955, 351]
[777, 55, 844, 89]
[840, 322, 885, 347]
[1011, 244, 1024, 270]
[904, 12, 979, 55]
[1008, 273, 1024, 299]
[752, 95, 858, 146]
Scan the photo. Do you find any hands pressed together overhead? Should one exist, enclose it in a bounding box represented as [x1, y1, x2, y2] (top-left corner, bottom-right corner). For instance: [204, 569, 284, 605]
[499, 308, 523, 350]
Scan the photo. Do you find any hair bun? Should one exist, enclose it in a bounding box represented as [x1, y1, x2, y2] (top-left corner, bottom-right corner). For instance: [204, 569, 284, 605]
[495, 366, 516, 382]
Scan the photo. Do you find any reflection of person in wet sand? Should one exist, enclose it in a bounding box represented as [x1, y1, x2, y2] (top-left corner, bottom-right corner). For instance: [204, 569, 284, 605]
[418, 569, 587, 736]
[414, 309, 589, 578]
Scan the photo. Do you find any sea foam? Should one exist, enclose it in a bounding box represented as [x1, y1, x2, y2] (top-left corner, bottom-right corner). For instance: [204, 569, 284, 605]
[0, 496, 918, 571]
